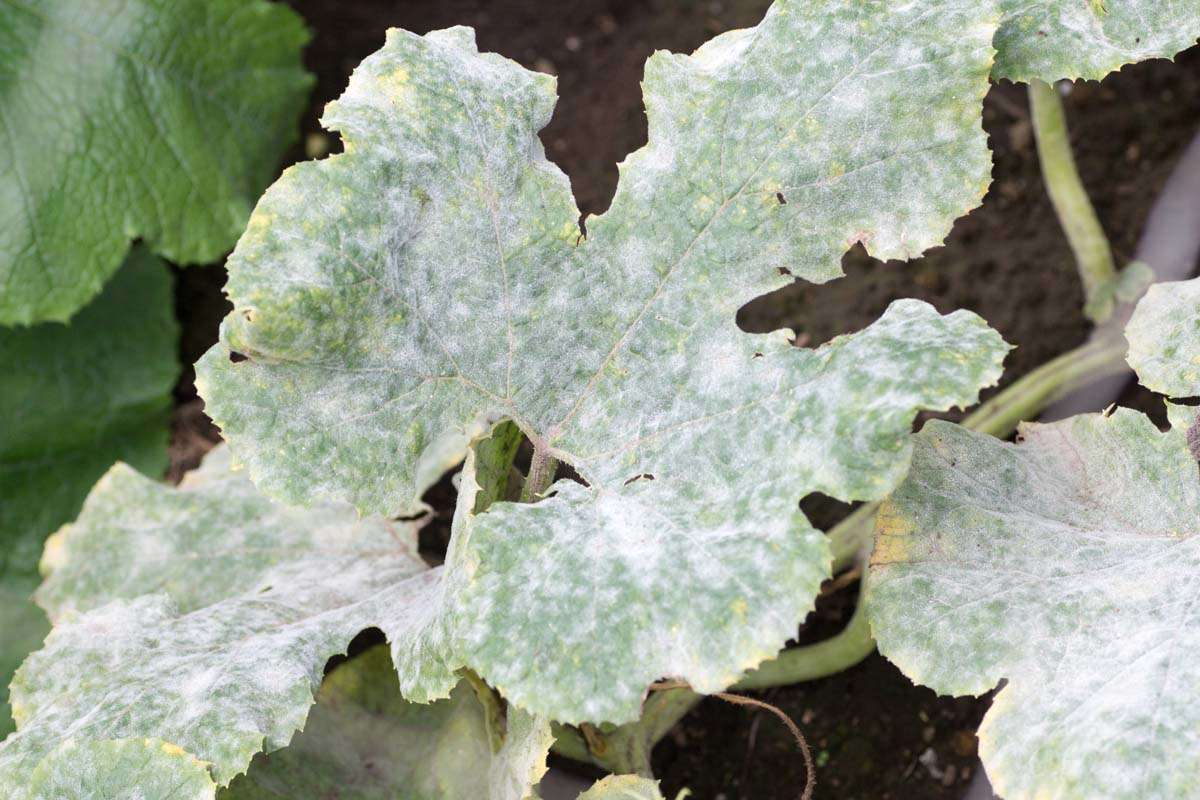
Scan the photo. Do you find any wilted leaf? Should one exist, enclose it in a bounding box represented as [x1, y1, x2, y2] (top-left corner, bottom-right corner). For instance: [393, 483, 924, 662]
[1126, 277, 1200, 398]
[0, 248, 177, 736]
[197, 1, 1008, 723]
[0, 448, 430, 795]
[993, 0, 1200, 83]
[869, 410, 1200, 800]
[221, 646, 551, 800]
[0, 0, 311, 324]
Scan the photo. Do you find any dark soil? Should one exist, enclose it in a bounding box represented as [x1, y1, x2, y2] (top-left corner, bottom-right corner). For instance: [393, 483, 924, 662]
[170, 2, 1200, 797]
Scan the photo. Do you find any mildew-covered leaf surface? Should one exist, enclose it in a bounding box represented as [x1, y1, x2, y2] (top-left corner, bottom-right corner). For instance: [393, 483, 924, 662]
[1126, 277, 1200, 398]
[27, 739, 218, 800]
[197, 0, 1010, 723]
[993, 0, 1200, 83]
[0, 0, 311, 324]
[0, 448, 434, 796]
[222, 646, 551, 800]
[0, 248, 176, 737]
[868, 409, 1200, 800]
[578, 775, 666, 800]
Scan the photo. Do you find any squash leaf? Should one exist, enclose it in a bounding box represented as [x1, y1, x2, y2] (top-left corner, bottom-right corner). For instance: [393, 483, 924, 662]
[0, 447, 432, 795]
[0, 0, 311, 324]
[994, 0, 1200, 83]
[221, 646, 551, 800]
[0, 247, 177, 737]
[27, 739, 218, 800]
[578, 775, 666, 800]
[1126, 277, 1200, 398]
[197, 1, 1009, 724]
[868, 284, 1200, 799]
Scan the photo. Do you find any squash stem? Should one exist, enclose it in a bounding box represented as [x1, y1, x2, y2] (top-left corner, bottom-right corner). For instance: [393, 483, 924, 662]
[521, 446, 559, 502]
[1029, 78, 1119, 322]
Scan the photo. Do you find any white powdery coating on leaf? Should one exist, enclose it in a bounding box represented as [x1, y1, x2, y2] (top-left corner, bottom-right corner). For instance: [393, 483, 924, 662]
[578, 775, 666, 800]
[0, 448, 436, 794]
[994, 0, 1200, 82]
[1126, 277, 1200, 398]
[27, 738, 217, 800]
[868, 411, 1200, 800]
[196, 0, 1008, 723]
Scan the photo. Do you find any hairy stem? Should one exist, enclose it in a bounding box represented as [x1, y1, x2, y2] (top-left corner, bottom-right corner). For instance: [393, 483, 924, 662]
[521, 446, 559, 502]
[829, 332, 1129, 571]
[1029, 78, 1119, 322]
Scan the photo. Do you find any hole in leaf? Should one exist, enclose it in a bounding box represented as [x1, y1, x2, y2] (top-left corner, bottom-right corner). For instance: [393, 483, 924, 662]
[776, 266, 793, 278]
[228, 351, 248, 363]
[623, 472, 656, 486]
[752, 352, 763, 359]
[798, 492, 855, 534]
[416, 464, 464, 565]
[323, 627, 386, 677]
[556, 459, 589, 487]
[776, 191, 787, 205]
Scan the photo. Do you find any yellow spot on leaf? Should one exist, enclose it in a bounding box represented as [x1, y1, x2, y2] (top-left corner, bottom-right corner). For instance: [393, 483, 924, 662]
[158, 741, 188, 757]
[871, 503, 915, 566]
[731, 597, 748, 619]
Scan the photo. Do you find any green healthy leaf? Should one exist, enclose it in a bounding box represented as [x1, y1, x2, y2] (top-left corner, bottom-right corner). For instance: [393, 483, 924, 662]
[0, 0, 311, 324]
[28, 739, 217, 800]
[868, 410, 1200, 799]
[0, 447, 432, 795]
[1126, 277, 1200, 398]
[197, 2, 1009, 723]
[993, 0, 1200, 83]
[577, 775, 666, 800]
[0, 247, 177, 737]
[221, 646, 551, 800]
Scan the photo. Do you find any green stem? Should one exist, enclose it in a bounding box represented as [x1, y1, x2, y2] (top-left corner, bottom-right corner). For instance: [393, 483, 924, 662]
[520, 445, 559, 502]
[1029, 78, 1119, 322]
[829, 333, 1129, 571]
[733, 588, 875, 691]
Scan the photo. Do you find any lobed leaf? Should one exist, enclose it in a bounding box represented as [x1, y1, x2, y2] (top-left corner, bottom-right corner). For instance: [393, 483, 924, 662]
[0, 248, 177, 737]
[0, 448, 432, 795]
[868, 408, 1200, 799]
[221, 646, 551, 800]
[197, 1, 1009, 723]
[0, 0, 311, 324]
[1126, 277, 1200, 398]
[993, 0, 1200, 83]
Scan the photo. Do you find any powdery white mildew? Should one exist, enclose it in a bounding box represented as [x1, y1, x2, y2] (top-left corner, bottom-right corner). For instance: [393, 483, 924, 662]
[868, 407, 1200, 800]
[223, 646, 551, 800]
[1126, 277, 1200, 398]
[0, 0, 311, 324]
[0, 447, 441, 796]
[196, 1, 1011, 723]
[27, 739, 217, 800]
[578, 775, 666, 800]
[994, 0, 1200, 83]
[0, 248, 178, 738]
